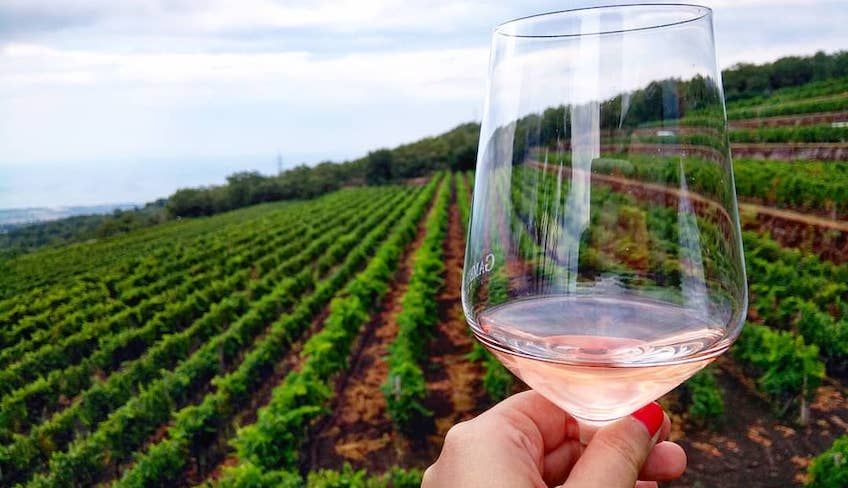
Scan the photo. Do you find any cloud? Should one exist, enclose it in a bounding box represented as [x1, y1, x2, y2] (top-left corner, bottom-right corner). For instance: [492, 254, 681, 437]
[0, 0, 846, 208]
[0, 42, 488, 101]
[0, 0, 503, 40]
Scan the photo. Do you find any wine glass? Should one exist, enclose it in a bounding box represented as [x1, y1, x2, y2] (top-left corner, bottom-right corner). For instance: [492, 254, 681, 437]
[462, 4, 747, 441]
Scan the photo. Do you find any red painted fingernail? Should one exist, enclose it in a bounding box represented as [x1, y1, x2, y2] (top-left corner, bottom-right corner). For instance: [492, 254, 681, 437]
[631, 402, 663, 437]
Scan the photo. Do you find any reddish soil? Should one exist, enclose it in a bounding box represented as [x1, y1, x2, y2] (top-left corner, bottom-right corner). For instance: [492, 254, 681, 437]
[421, 188, 491, 444]
[303, 183, 493, 474]
[731, 110, 848, 129]
[666, 357, 848, 488]
[303, 189, 437, 472]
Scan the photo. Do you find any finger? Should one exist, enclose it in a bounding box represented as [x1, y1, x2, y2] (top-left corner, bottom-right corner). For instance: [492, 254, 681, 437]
[542, 440, 583, 486]
[561, 402, 664, 488]
[638, 441, 687, 481]
[483, 390, 577, 452]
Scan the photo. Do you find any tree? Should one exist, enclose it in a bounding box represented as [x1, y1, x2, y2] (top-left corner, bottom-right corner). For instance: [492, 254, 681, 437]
[365, 149, 393, 185]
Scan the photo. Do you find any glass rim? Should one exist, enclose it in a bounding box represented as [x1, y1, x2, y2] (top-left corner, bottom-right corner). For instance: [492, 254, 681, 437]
[495, 3, 712, 39]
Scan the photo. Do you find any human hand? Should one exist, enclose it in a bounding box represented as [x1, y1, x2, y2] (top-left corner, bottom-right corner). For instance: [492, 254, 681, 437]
[422, 390, 686, 488]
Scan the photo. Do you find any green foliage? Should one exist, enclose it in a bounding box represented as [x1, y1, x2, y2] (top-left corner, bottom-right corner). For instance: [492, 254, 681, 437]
[383, 177, 450, 430]
[387, 123, 479, 177]
[307, 464, 423, 488]
[365, 149, 394, 185]
[112, 183, 436, 488]
[214, 176, 442, 484]
[734, 160, 848, 219]
[218, 464, 422, 488]
[455, 172, 472, 234]
[682, 368, 724, 426]
[467, 343, 513, 402]
[727, 94, 848, 119]
[744, 231, 848, 368]
[734, 323, 825, 411]
[5, 49, 848, 487]
[807, 436, 848, 488]
[4, 186, 419, 487]
[721, 51, 848, 102]
[730, 125, 848, 143]
[167, 162, 359, 218]
[217, 463, 303, 488]
[165, 124, 478, 218]
[6, 51, 847, 256]
[0, 191, 391, 454]
[0, 200, 168, 257]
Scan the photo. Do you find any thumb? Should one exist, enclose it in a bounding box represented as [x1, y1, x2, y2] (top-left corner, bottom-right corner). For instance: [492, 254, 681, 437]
[560, 402, 664, 488]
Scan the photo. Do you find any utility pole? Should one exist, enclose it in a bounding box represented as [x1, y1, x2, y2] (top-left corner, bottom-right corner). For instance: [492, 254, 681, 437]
[276, 152, 283, 175]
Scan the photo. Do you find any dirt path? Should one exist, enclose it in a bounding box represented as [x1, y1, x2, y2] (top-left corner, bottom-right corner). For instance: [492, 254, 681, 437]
[731, 110, 848, 128]
[740, 202, 848, 263]
[667, 357, 848, 487]
[302, 189, 437, 473]
[196, 307, 331, 485]
[422, 186, 490, 444]
[741, 202, 848, 232]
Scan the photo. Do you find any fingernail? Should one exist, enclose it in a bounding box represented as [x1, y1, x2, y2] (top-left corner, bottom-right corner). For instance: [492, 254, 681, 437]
[631, 402, 663, 438]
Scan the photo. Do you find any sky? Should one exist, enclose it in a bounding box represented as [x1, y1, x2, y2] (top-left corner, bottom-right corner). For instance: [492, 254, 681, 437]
[0, 0, 846, 208]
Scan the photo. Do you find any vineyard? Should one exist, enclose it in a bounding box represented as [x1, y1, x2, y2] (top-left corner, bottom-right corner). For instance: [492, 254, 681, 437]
[1, 74, 848, 488]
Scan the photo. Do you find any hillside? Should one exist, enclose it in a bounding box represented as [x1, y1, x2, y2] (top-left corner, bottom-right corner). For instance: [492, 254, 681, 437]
[1, 50, 848, 487]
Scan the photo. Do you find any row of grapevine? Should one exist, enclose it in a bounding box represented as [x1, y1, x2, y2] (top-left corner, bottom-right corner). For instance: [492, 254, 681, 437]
[744, 231, 848, 369]
[1, 201, 339, 360]
[3, 198, 309, 296]
[469, 171, 524, 402]
[110, 179, 440, 486]
[0, 198, 306, 305]
[455, 172, 471, 235]
[734, 159, 848, 219]
[725, 77, 848, 110]
[0, 201, 317, 355]
[215, 464, 422, 488]
[678, 368, 725, 426]
[733, 322, 825, 415]
[727, 93, 848, 120]
[455, 171, 515, 401]
[206, 176, 445, 487]
[635, 78, 847, 132]
[806, 435, 848, 488]
[632, 125, 848, 145]
[382, 175, 450, 429]
[730, 124, 848, 143]
[0, 190, 399, 443]
[1, 187, 413, 486]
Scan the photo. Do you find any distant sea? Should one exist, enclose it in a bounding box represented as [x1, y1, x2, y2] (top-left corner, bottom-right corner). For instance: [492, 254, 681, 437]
[0, 204, 139, 229]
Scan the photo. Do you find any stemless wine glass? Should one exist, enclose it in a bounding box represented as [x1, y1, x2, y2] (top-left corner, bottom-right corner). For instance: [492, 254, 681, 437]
[462, 4, 747, 440]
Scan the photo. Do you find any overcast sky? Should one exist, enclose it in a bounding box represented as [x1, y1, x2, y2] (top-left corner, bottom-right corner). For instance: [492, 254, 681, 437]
[0, 0, 846, 208]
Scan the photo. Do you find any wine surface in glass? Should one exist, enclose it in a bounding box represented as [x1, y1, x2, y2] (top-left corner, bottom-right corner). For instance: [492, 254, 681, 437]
[475, 295, 730, 423]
